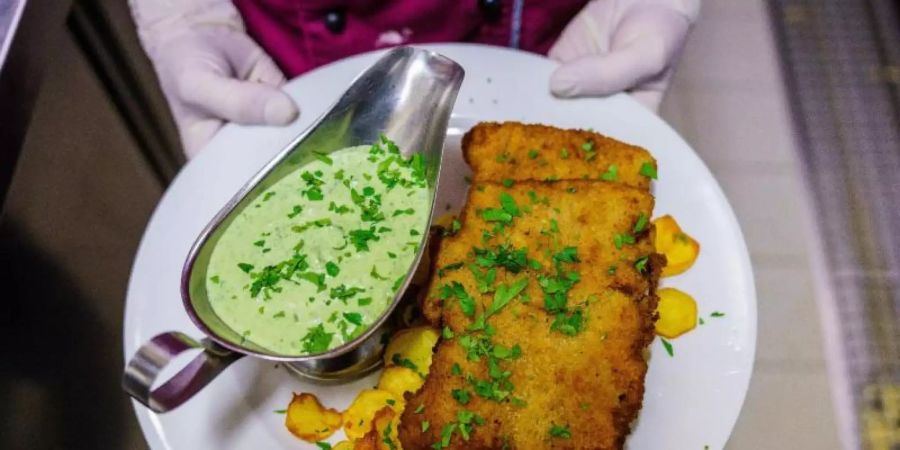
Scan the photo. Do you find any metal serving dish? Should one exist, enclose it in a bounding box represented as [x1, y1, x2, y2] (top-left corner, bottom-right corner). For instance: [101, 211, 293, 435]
[123, 47, 464, 413]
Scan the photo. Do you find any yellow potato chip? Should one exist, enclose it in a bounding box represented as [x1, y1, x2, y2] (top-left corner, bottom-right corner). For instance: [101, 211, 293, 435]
[284, 393, 342, 442]
[342, 389, 402, 441]
[654, 215, 700, 277]
[377, 366, 425, 398]
[655, 287, 698, 339]
[382, 326, 439, 375]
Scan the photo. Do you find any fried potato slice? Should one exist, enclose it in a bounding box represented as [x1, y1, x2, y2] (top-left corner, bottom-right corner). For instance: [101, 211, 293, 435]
[371, 406, 401, 450]
[284, 393, 342, 442]
[654, 215, 700, 277]
[655, 287, 698, 339]
[342, 389, 402, 441]
[383, 326, 440, 375]
[377, 366, 425, 398]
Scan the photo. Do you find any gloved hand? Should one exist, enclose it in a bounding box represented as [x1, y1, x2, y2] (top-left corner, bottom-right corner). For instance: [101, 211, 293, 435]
[549, 0, 700, 112]
[130, 0, 299, 158]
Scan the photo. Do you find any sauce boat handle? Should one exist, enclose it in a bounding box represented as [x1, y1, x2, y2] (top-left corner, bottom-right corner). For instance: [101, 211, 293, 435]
[122, 331, 243, 413]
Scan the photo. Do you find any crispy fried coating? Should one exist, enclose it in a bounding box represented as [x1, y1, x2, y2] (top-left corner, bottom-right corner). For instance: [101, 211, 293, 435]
[462, 122, 655, 189]
[401, 181, 661, 450]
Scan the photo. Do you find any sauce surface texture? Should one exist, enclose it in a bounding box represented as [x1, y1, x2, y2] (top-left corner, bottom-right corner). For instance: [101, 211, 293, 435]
[206, 139, 430, 355]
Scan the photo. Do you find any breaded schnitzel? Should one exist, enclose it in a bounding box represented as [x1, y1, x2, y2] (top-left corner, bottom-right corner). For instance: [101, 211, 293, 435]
[400, 180, 661, 450]
[462, 122, 655, 190]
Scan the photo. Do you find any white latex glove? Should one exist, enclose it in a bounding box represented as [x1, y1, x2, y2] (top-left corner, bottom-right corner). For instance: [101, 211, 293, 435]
[549, 0, 700, 112]
[130, 0, 299, 157]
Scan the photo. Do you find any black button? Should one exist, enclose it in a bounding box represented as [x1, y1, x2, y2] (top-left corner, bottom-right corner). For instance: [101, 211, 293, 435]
[478, 0, 502, 23]
[324, 10, 345, 34]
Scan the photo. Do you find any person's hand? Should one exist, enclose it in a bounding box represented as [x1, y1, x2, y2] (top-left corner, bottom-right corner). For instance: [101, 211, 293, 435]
[130, 0, 299, 157]
[548, 0, 700, 112]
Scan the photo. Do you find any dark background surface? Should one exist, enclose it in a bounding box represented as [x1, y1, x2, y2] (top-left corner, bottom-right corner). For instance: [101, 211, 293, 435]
[0, 1, 175, 448]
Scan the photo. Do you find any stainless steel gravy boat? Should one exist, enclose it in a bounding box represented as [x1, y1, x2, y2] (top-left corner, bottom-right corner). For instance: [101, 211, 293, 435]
[123, 47, 464, 413]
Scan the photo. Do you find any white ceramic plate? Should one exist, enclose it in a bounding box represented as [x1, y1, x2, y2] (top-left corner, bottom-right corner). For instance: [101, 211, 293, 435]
[124, 43, 756, 450]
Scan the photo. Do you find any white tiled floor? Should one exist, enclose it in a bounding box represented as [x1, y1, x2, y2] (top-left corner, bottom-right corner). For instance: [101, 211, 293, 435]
[659, 1, 842, 448]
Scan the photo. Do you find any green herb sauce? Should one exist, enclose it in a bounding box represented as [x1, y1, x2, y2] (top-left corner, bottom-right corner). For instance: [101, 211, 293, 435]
[207, 140, 429, 354]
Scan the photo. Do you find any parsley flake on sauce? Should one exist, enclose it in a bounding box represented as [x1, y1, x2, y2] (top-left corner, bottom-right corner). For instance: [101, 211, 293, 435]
[300, 324, 333, 353]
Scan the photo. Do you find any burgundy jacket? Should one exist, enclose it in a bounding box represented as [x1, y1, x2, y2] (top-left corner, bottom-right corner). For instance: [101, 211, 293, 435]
[232, 0, 588, 77]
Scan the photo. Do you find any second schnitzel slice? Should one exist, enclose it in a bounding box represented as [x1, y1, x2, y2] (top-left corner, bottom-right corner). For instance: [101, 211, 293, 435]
[462, 122, 656, 189]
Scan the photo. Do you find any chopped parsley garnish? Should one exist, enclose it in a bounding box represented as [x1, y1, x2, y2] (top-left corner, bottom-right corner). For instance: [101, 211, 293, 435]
[486, 278, 528, 317]
[528, 149, 539, 159]
[300, 324, 333, 353]
[634, 256, 650, 274]
[549, 424, 572, 439]
[438, 262, 464, 277]
[325, 261, 340, 277]
[560, 148, 570, 159]
[314, 442, 332, 450]
[442, 326, 455, 339]
[451, 362, 462, 376]
[582, 140, 597, 160]
[633, 212, 648, 233]
[415, 404, 425, 414]
[296, 271, 326, 292]
[502, 178, 514, 187]
[481, 208, 512, 224]
[382, 422, 398, 450]
[481, 192, 520, 226]
[437, 423, 457, 449]
[342, 312, 364, 326]
[391, 354, 421, 375]
[551, 307, 585, 336]
[470, 265, 497, 294]
[348, 227, 380, 251]
[440, 281, 476, 317]
[640, 162, 658, 179]
[290, 218, 332, 233]
[613, 233, 636, 249]
[421, 420, 430, 432]
[312, 151, 333, 165]
[330, 285, 365, 301]
[285, 205, 303, 220]
[327, 201, 351, 214]
[474, 244, 529, 273]
[600, 164, 618, 181]
[442, 217, 462, 236]
[237, 263, 254, 273]
[357, 297, 372, 306]
[392, 208, 415, 217]
[451, 388, 471, 405]
[660, 337, 674, 356]
[370, 265, 389, 280]
[210, 275, 221, 284]
[711, 311, 726, 318]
